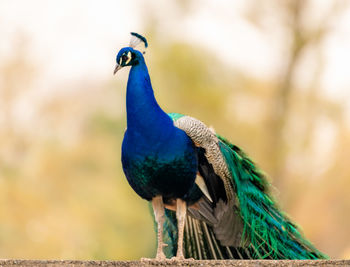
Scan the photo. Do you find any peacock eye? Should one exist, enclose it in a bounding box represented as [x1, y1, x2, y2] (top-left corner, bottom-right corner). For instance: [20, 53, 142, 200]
[122, 55, 128, 62]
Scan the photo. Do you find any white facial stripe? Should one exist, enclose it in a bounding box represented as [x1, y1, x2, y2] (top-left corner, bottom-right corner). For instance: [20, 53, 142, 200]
[119, 57, 123, 65]
[125, 51, 132, 65]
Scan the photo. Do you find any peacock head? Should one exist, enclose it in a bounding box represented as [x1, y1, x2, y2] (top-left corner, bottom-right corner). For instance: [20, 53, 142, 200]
[114, 32, 148, 75]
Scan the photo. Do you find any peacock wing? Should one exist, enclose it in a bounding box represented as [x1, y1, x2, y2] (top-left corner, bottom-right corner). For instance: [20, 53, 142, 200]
[167, 113, 247, 259]
[166, 113, 327, 260]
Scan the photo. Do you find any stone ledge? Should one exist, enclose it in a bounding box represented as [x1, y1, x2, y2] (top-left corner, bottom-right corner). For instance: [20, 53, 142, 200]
[0, 260, 349, 267]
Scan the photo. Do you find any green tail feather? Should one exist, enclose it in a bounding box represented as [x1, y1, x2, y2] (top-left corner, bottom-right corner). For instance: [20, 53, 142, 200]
[158, 112, 328, 259]
[217, 135, 327, 259]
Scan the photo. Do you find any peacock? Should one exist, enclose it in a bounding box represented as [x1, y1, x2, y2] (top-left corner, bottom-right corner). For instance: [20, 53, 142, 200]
[114, 32, 327, 260]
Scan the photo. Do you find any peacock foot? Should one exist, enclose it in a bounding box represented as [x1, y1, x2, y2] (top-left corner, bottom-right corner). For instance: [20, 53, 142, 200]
[170, 252, 194, 261]
[141, 256, 166, 262]
[170, 256, 184, 261]
[155, 253, 167, 261]
[141, 251, 167, 262]
[170, 256, 195, 261]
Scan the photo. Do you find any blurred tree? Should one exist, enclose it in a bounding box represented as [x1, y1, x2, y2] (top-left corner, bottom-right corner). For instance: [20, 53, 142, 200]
[245, 0, 347, 190]
[0, 34, 36, 178]
[0, 34, 36, 135]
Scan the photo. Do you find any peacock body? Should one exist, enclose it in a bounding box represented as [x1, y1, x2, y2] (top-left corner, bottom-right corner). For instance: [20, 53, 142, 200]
[120, 48, 200, 204]
[114, 33, 327, 260]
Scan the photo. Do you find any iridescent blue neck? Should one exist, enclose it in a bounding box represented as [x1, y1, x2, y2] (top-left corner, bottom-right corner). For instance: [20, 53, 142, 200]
[126, 56, 173, 139]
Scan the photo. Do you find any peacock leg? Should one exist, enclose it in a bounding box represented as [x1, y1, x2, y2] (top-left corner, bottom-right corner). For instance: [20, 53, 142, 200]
[152, 195, 167, 260]
[174, 198, 187, 260]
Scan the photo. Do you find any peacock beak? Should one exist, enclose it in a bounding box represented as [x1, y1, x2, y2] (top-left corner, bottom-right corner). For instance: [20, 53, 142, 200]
[113, 64, 122, 75]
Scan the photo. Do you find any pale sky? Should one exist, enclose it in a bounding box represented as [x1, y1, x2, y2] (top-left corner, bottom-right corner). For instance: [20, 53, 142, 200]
[1, 0, 350, 105]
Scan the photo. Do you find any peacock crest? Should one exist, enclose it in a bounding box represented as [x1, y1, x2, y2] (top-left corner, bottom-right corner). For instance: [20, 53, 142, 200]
[129, 32, 148, 54]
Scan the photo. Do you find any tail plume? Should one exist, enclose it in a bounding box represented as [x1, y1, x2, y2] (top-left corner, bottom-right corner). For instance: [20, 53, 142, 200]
[160, 135, 327, 259]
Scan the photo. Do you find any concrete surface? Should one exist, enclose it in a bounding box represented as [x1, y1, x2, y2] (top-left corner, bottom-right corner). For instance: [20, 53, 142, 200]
[0, 260, 349, 267]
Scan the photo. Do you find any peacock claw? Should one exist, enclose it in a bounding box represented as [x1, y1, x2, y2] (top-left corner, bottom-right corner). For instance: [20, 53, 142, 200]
[170, 255, 191, 261]
[141, 255, 167, 261]
[156, 255, 167, 261]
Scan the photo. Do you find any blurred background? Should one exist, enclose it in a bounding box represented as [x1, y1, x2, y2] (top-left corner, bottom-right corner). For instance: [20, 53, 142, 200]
[0, 0, 349, 260]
